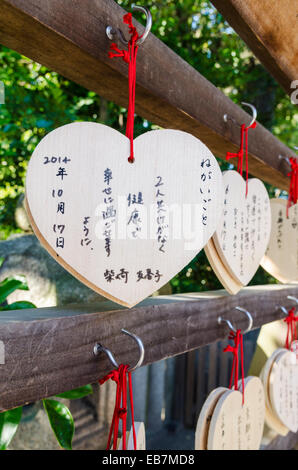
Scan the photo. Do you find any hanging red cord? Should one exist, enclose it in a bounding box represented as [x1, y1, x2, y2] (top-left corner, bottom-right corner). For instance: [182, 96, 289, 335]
[286, 157, 298, 218]
[99, 364, 137, 450]
[108, 13, 140, 163]
[223, 329, 245, 404]
[226, 121, 257, 197]
[284, 307, 298, 351]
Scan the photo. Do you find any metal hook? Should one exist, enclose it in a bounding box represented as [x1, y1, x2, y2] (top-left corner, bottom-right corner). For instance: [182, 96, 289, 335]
[278, 146, 298, 167]
[287, 295, 298, 305]
[278, 305, 289, 316]
[223, 102, 257, 128]
[277, 297, 298, 315]
[106, 5, 152, 46]
[218, 306, 253, 334]
[94, 328, 145, 372]
[241, 102, 257, 127]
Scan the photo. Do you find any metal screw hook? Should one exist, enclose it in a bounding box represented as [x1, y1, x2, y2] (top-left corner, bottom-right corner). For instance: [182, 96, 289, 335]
[94, 328, 145, 372]
[287, 296, 298, 305]
[277, 297, 298, 315]
[218, 306, 253, 334]
[241, 102, 257, 127]
[223, 102, 257, 128]
[106, 5, 152, 46]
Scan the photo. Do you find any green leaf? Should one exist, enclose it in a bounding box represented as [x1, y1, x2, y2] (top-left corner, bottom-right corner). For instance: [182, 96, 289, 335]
[43, 399, 74, 450]
[0, 258, 4, 268]
[1, 301, 36, 310]
[0, 276, 29, 304]
[0, 407, 22, 450]
[56, 384, 93, 400]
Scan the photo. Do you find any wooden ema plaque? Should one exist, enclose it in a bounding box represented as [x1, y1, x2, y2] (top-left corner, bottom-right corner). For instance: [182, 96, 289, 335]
[261, 199, 298, 284]
[196, 377, 265, 450]
[204, 238, 242, 295]
[260, 348, 290, 436]
[269, 349, 298, 432]
[117, 422, 146, 450]
[195, 387, 227, 450]
[25, 122, 223, 307]
[214, 171, 271, 288]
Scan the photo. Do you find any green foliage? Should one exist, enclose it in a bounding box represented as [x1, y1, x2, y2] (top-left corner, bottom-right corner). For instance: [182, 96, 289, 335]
[0, 275, 28, 304]
[0, 274, 93, 449]
[0, 407, 22, 450]
[56, 385, 93, 400]
[43, 399, 74, 450]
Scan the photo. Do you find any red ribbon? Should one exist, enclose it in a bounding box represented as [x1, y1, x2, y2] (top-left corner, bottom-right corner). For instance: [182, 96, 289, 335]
[284, 307, 298, 351]
[108, 13, 140, 163]
[99, 364, 137, 450]
[226, 121, 257, 197]
[287, 157, 298, 218]
[223, 329, 245, 404]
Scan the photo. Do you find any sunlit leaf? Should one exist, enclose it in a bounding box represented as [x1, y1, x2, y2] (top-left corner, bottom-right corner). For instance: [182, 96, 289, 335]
[56, 385, 93, 400]
[0, 277, 29, 304]
[43, 399, 74, 450]
[0, 407, 22, 450]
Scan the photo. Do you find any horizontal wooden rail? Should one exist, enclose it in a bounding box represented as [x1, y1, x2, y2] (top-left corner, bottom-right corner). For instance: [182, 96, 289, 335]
[264, 430, 298, 451]
[211, 0, 298, 95]
[0, 0, 295, 190]
[0, 284, 298, 411]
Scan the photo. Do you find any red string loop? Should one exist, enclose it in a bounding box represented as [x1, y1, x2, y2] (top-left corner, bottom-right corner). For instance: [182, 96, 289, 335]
[284, 307, 298, 350]
[287, 157, 298, 217]
[99, 364, 137, 450]
[108, 13, 139, 163]
[223, 329, 245, 404]
[226, 121, 257, 196]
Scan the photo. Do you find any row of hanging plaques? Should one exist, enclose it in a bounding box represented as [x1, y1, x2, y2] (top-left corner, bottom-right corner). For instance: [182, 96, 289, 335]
[102, 348, 298, 450]
[25, 122, 298, 308]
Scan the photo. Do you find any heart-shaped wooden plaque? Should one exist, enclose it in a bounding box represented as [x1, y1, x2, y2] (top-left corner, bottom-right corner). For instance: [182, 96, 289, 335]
[207, 376, 265, 450]
[261, 199, 298, 284]
[26, 122, 223, 307]
[207, 170, 271, 292]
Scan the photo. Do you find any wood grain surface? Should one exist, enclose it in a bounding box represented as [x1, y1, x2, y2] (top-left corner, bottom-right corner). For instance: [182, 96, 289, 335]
[0, 284, 298, 411]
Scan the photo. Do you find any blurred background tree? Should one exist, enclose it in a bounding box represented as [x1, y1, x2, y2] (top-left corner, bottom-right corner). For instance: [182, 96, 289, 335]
[0, 0, 297, 291]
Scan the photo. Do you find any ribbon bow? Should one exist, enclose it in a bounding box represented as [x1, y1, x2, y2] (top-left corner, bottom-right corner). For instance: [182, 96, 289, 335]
[287, 157, 298, 218]
[99, 364, 137, 450]
[223, 329, 245, 404]
[226, 121, 257, 197]
[108, 13, 140, 163]
[284, 307, 298, 350]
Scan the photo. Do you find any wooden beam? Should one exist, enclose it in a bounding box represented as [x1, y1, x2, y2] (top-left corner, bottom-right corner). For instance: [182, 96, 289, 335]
[211, 0, 298, 96]
[264, 430, 298, 451]
[0, 284, 298, 411]
[0, 0, 295, 190]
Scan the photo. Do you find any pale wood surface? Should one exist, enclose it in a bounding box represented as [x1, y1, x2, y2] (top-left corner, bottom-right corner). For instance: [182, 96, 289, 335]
[207, 376, 265, 450]
[260, 349, 290, 436]
[195, 387, 226, 450]
[238, 376, 265, 450]
[213, 171, 271, 286]
[26, 122, 223, 307]
[261, 199, 298, 284]
[207, 389, 243, 450]
[204, 238, 242, 295]
[0, 0, 295, 191]
[117, 423, 146, 450]
[269, 350, 298, 433]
